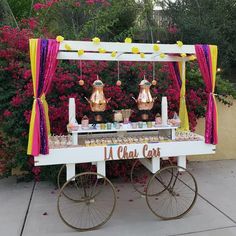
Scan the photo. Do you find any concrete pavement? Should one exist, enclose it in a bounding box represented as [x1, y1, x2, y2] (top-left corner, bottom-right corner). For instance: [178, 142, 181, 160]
[1, 160, 236, 236]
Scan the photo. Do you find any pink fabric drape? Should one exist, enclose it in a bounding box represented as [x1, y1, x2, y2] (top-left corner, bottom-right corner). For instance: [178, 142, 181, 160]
[195, 45, 218, 144]
[44, 40, 60, 94]
[168, 62, 181, 92]
[27, 39, 59, 156]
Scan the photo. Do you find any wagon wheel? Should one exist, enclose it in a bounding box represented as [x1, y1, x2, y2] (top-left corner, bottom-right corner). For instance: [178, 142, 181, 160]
[130, 159, 173, 196]
[57, 164, 66, 190]
[146, 166, 198, 220]
[57, 164, 98, 201]
[57, 172, 116, 231]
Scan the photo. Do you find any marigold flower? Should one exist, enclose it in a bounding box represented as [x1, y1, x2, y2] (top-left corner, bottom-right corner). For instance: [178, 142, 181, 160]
[98, 48, 106, 53]
[153, 44, 160, 52]
[56, 35, 64, 43]
[65, 44, 71, 51]
[92, 37, 100, 44]
[181, 53, 187, 57]
[189, 55, 196, 61]
[111, 51, 117, 57]
[160, 53, 166, 58]
[176, 41, 183, 47]
[77, 49, 84, 56]
[125, 37, 132, 43]
[140, 53, 145, 58]
[132, 47, 139, 54]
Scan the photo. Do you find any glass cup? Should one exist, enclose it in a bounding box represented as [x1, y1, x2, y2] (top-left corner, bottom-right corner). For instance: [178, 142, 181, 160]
[147, 121, 153, 128]
[138, 121, 143, 128]
[100, 123, 106, 130]
[107, 122, 112, 130]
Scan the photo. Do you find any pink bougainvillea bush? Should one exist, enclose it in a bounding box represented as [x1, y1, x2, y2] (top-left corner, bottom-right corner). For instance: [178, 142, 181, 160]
[1, 19, 233, 181]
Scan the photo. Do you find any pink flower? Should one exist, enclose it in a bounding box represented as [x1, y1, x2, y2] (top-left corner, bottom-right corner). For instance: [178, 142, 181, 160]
[168, 25, 178, 34]
[24, 110, 32, 124]
[3, 110, 12, 117]
[11, 96, 23, 107]
[86, 0, 95, 5]
[74, 1, 81, 7]
[23, 69, 31, 79]
[33, 3, 47, 11]
[28, 18, 38, 30]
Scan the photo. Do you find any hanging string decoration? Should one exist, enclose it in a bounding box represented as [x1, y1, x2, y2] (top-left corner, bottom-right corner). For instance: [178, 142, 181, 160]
[116, 61, 122, 86]
[79, 60, 84, 86]
[152, 61, 157, 86]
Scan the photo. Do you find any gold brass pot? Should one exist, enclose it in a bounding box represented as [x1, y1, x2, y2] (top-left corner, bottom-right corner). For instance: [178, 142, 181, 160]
[132, 78, 156, 110]
[85, 79, 110, 112]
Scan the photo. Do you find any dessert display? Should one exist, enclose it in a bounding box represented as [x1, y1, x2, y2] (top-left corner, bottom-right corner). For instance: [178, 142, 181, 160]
[82, 134, 169, 147]
[175, 131, 202, 141]
[49, 135, 73, 148]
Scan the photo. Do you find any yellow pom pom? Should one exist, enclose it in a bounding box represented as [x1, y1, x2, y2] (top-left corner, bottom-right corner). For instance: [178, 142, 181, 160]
[56, 35, 64, 42]
[92, 37, 100, 44]
[77, 49, 84, 56]
[132, 47, 139, 54]
[160, 53, 166, 58]
[65, 44, 71, 51]
[140, 53, 145, 58]
[111, 51, 117, 57]
[98, 48, 106, 53]
[125, 37, 132, 43]
[176, 41, 183, 47]
[189, 55, 196, 61]
[153, 44, 160, 52]
[181, 53, 187, 57]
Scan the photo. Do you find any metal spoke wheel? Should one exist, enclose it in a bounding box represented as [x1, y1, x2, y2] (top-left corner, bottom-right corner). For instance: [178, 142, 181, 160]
[57, 164, 66, 190]
[57, 164, 96, 201]
[130, 160, 153, 196]
[57, 172, 116, 231]
[146, 166, 198, 220]
[131, 159, 173, 196]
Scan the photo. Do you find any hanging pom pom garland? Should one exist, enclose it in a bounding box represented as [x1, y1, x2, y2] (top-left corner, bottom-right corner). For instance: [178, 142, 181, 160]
[116, 61, 122, 86]
[152, 61, 157, 86]
[79, 60, 84, 86]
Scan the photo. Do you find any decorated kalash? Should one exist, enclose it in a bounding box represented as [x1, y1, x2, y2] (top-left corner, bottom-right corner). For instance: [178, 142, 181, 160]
[27, 37, 218, 231]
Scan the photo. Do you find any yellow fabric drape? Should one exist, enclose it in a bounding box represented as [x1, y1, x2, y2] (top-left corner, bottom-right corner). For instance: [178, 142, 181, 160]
[210, 45, 218, 135]
[178, 62, 189, 131]
[210, 45, 217, 92]
[27, 39, 38, 155]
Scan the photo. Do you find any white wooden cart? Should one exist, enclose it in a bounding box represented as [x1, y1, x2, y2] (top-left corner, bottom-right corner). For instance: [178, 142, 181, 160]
[34, 41, 216, 231]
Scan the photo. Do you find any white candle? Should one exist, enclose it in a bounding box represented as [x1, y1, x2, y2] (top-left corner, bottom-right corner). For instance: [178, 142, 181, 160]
[161, 96, 168, 126]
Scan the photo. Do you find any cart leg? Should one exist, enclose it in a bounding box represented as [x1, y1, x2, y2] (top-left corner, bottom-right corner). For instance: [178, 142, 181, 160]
[66, 163, 75, 180]
[177, 155, 186, 171]
[139, 157, 160, 174]
[96, 161, 106, 178]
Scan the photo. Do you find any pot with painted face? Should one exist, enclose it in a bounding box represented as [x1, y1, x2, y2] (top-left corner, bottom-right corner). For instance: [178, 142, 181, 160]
[132, 78, 156, 110]
[85, 78, 111, 112]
